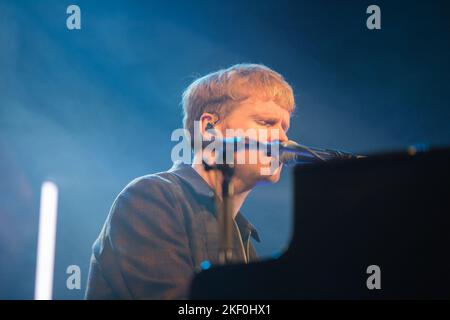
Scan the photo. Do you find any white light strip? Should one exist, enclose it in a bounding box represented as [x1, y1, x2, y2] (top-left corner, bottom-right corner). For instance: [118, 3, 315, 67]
[34, 181, 59, 300]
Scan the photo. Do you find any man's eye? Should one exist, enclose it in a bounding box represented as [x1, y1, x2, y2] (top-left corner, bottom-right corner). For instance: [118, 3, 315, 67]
[258, 120, 275, 126]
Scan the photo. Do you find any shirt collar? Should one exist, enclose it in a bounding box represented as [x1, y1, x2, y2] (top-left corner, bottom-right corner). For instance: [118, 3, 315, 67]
[169, 161, 261, 242]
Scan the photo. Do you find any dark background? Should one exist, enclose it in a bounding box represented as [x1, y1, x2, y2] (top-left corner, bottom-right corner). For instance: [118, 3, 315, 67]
[1, 0, 449, 299]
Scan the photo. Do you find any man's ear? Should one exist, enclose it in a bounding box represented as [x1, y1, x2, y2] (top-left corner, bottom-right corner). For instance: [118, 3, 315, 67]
[199, 113, 220, 135]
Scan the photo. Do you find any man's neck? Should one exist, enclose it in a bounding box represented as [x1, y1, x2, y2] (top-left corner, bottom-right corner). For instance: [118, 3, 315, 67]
[192, 162, 251, 219]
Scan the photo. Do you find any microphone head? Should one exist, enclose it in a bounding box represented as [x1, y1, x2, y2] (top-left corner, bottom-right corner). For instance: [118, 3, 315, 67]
[280, 140, 301, 149]
[279, 152, 296, 165]
[279, 140, 304, 165]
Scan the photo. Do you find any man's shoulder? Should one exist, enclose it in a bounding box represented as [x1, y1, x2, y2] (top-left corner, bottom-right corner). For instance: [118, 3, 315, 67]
[118, 170, 182, 200]
[128, 170, 178, 188]
[104, 169, 186, 229]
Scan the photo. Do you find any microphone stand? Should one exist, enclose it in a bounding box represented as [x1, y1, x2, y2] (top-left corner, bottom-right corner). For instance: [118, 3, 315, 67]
[203, 161, 235, 265]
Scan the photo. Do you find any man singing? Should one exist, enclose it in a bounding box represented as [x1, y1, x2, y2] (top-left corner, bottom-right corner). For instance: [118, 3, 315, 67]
[85, 63, 295, 299]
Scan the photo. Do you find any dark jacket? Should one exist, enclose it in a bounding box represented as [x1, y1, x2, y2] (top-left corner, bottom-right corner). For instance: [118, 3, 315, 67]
[85, 162, 260, 299]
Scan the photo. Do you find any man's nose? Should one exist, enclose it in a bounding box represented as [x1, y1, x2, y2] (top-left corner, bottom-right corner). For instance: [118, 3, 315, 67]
[266, 127, 288, 143]
[278, 128, 288, 143]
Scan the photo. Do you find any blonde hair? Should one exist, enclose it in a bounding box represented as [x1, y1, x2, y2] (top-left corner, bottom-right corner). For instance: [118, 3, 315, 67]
[182, 63, 295, 144]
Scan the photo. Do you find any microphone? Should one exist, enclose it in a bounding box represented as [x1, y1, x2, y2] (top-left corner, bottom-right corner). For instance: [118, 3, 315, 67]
[203, 136, 365, 166]
[278, 140, 366, 166]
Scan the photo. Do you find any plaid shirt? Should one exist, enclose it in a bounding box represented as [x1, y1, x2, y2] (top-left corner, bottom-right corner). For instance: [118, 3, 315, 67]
[85, 162, 260, 299]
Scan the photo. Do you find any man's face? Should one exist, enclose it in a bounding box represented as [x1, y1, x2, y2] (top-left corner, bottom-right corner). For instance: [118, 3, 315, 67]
[217, 97, 291, 192]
